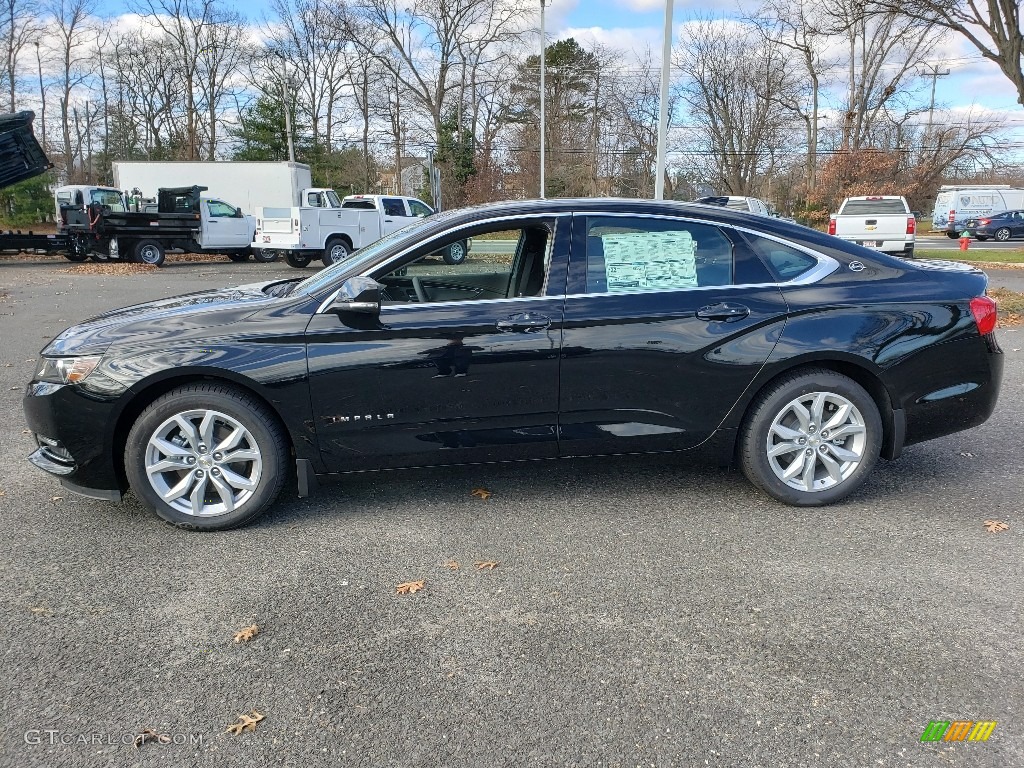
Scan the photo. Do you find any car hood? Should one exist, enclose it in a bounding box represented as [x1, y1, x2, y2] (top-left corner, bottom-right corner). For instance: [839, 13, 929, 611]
[42, 281, 284, 356]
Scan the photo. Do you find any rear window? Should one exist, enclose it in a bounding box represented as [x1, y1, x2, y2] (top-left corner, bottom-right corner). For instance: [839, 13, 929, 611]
[745, 234, 818, 281]
[840, 199, 908, 215]
[342, 199, 376, 210]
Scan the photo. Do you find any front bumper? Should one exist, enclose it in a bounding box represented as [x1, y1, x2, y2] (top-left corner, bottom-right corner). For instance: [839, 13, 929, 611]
[23, 380, 126, 499]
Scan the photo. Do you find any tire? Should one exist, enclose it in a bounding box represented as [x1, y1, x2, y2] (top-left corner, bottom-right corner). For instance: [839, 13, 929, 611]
[975, 236, 989, 241]
[443, 240, 468, 265]
[994, 227, 1011, 242]
[124, 384, 290, 531]
[228, 253, 250, 262]
[286, 252, 313, 268]
[63, 252, 88, 262]
[738, 369, 882, 506]
[252, 249, 277, 263]
[134, 239, 165, 266]
[946, 231, 959, 239]
[902, 246, 915, 259]
[322, 238, 351, 267]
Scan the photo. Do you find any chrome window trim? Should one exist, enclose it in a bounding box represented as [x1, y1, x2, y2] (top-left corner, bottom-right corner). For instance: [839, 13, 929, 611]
[315, 209, 839, 314]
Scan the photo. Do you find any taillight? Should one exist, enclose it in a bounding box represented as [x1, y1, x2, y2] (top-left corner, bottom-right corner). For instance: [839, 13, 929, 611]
[979, 218, 991, 226]
[948, 209, 955, 225]
[906, 216, 916, 234]
[970, 296, 998, 335]
[828, 217, 836, 235]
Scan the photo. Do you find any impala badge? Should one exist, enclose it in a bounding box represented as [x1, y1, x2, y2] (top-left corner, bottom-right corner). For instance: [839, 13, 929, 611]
[326, 413, 395, 424]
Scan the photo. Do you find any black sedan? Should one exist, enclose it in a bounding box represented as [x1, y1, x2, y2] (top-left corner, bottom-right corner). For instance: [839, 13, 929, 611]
[23, 199, 1003, 530]
[966, 209, 1024, 241]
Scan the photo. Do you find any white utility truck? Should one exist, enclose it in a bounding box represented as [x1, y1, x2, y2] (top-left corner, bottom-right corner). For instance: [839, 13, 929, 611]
[828, 195, 916, 258]
[112, 161, 313, 215]
[254, 193, 465, 269]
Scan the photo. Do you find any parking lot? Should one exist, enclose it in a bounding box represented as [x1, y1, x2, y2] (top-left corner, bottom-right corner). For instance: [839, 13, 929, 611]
[0, 254, 1021, 767]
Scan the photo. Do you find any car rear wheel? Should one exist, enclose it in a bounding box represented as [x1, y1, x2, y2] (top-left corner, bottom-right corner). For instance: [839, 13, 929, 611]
[286, 252, 313, 268]
[228, 253, 250, 262]
[252, 249, 277, 263]
[995, 227, 1011, 242]
[125, 384, 289, 530]
[443, 240, 468, 265]
[975, 236, 989, 241]
[739, 369, 881, 506]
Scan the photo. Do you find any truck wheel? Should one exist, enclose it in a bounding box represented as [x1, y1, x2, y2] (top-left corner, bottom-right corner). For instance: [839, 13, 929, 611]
[134, 239, 165, 266]
[89, 253, 109, 262]
[443, 240, 468, 265]
[63, 252, 89, 262]
[228, 253, 250, 263]
[252, 249, 277, 263]
[322, 239, 351, 267]
[286, 252, 313, 268]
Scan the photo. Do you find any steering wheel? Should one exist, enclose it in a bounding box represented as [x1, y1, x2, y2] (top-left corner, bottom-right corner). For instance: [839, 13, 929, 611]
[411, 276, 430, 303]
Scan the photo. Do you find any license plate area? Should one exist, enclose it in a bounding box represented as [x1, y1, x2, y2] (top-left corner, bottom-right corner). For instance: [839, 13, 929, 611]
[861, 240, 878, 248]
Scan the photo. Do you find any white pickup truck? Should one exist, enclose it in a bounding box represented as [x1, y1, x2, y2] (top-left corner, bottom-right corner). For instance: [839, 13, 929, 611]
[828, 195, 916, 258]
[254, 192, 466, 269]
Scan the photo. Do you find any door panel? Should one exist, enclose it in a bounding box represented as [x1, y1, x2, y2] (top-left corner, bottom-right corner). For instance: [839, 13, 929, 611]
[306, 298, 563, 471]
[203, 200, 249, 248]
[557, 214, 789, 456]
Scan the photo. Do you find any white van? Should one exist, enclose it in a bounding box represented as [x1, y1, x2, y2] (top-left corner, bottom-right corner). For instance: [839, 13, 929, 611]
[931, 185, 1024, 238]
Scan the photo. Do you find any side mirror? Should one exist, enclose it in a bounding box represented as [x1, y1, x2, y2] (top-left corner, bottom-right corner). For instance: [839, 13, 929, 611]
[331, 276, 383, 314]
[236, 207, 243, 217]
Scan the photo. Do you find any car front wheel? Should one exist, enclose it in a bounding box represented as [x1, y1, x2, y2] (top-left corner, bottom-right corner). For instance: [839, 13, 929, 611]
[739, 369, 882, 506]
[125, 384, 289, 530]
[995, 227, 1011, 242]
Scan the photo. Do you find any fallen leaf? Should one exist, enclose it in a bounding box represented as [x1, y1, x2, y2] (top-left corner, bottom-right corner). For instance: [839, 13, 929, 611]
[0, 489, 5, 497]
[442, 560, 460, 570]
[233, 624, 259, 643]
[474, 561, 499, 571]
[50, 496, 62, 502]
[959, 452, 974, 458]
[396, 580, 425, 594]
[29, 606, 47, 614]
[225, 710, 264, 735]
[9, 386, 17, 390]
[21, 429, 31, 435]
[983, 520, 1009, 533]
[470, 488, 492, 500]
[133, 729, 171, 748]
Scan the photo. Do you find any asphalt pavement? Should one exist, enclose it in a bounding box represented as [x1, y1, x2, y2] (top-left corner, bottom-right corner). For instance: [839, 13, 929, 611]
[0, 255, 1021, 767]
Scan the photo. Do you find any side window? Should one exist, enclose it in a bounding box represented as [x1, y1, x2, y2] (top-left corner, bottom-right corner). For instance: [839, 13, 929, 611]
[408, 199, 434, 218]
[585, 217, 734, 293]
[744, 234, 818, 282]
[306, 192, 322, 207]
[207, 200, 237, 218]
[382, 198, 407, 217]
[377, 224, 555, 305]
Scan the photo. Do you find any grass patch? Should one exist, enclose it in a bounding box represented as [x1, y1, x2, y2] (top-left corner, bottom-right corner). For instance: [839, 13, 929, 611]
[915, 249, 1024, 264]
[990, 287, 1024, 327]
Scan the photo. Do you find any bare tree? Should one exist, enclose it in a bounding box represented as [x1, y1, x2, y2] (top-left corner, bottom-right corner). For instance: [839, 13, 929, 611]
[44, 0, 95, 181]
[1, 0, 38, 111]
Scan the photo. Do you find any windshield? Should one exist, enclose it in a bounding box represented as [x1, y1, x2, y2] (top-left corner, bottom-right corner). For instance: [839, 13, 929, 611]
[294, 218, 432, 296]
[91, 189, 125, 212]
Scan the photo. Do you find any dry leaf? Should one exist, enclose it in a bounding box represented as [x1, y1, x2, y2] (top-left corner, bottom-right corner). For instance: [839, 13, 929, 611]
[443, 560, 460, 570]
[21, 429, 31, 435]
[225, 710, 264, 735]
[959, 452, 974, 458]
[470, 488, 492, 500]
[133, 729, 171, 749]
[474, 561, 499, 571]
[50, 496, 62, 502]
[983, 520, 1009, 533]
[396, 580, 425, 594]
[29, 606, 47, 614]
[233, 624, 259, 643]
[0, 489, 5, 497]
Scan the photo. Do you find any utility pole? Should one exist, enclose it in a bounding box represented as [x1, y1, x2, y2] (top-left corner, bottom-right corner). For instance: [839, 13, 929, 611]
[921, 63, 950, 138]
[654, 0, 673, 200]
[539, 0, 548, 199]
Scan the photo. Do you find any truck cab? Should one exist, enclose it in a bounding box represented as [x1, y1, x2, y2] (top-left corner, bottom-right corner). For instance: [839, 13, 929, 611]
[55, 185, 126, 231]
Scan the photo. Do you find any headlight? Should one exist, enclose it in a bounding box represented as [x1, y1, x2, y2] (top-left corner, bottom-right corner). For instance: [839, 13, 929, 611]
[36, 356, 102, 384]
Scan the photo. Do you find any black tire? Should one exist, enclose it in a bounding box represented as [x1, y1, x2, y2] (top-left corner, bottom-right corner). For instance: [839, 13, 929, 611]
[738, 368, 882, 506]
[946, 231, 960, 239]
[134, 239, 165, 266]
[975, 236, 989, 241]
[252, 249, 277, 263]
[286, 251, 313, 268]
[228, 253, 250, 262]
[124, 384, 290, 531]
[902, 246, 915, 259]
[63, 252, 89, 262]
[443, 240, 468, 265]
[994, 227, 1011, 242]
[322, 238, 351, 267]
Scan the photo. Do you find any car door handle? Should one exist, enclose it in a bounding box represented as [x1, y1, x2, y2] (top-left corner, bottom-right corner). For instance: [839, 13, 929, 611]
[384, 219, 393, 223]
[496, 313, 551, 332]
[696, 302, 750, 321]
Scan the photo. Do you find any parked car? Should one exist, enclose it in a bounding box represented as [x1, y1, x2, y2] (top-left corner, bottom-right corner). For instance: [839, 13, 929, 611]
[23, 198, 1003, 530]
[694, 195, 771, 215]
[931, 185, 1024, 238]
[965, 209, 1024, 241]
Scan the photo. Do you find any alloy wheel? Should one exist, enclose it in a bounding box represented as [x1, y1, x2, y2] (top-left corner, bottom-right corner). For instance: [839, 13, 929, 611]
[144, 409, 263, 517]
[765, 391, 867, 493]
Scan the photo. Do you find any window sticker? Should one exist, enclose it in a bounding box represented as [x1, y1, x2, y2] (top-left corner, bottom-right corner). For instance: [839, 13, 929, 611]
[601, 231, 698, 292]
